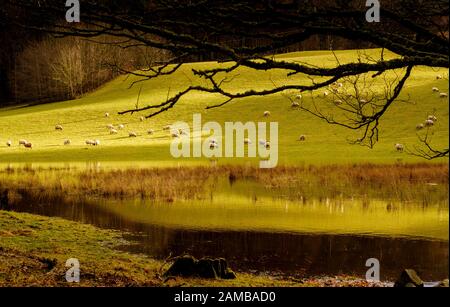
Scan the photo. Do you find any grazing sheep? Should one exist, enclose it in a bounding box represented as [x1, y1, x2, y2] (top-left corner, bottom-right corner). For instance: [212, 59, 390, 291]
[19, 140, 28, 146]
[337, 82, 343, 88]
[107, 124, 114, 130]
[295, 94, 302, 100]
[64, 139, 71, 145]
[259, 139, 270, 148]
[244, 138, 252, 145]
[55, 125, 63, 131]
[147, 129, 154, 135]
[416, 123, 424, 131]
[6, 140, 12, 147]
[140, 116, 145, 122]
[323, 91, 329, 97]
[432, 87, 440, 92]
[118, 124, 125, 130]
[436, 75, 443, 80]
[163, 125, 171, 131]
[428, 115, 437, 122]
[360, 99, 368, 104]
[334, 99, 343, 105]
[110, 129, 118, 135]
[129, 132, 137, 138]
[263, 111, 271, 117]
[299, 135, 306, 141]
[93, 140, 100, 146]
[171, 132, 180, 138]
[105, 112, 110, 117]
[24, 142, 32, 149]
[425, 119, 434, 127]
[209, 140, 219, 149]
[85, 140, 95, 145]
[291, 101, 300, 108]
[440, 93, 448, 98]
[395, 143, 404, 152]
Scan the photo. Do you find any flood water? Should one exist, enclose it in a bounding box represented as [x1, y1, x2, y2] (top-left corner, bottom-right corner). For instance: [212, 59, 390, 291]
[10, 185, 449, 281]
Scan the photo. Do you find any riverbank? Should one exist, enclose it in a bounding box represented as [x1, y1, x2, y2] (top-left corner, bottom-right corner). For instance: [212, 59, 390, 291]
[0, 210, 391, 287]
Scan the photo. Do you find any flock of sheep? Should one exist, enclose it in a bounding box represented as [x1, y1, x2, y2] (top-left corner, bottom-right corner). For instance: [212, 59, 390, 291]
[2, 77, 447, 153]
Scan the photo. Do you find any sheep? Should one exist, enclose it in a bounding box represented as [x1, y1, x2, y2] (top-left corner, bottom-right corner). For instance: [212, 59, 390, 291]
[110, 129, 118, 135]
[140, 116, 145, 122]
[295, 94, 302, 100]
[244, 138, 252, 145]
[440, 93, 448, 98]
[179, 129, 188, 135]
[171, 132, 180, 138]
[436, 75, 443, 80]
[163, 125, 171, 131]
[395, 143, 404, 152]
[299, 135, 306, 141]
[337, 82, 343, 88]
[259, 139, 270, 149]
[209, 141, 219, 149]
[359, 99, 368, 104]
[147, 129, 154, 135]
[129, 132, 137, 138]
[428, 115, 437, 122]
[19, 140, 28, 146]
[85, 140, 95, 145]
[432, 87, 440, 92]
[55, 124, 63, 131]
[105, 112, 110, 117]
[93, 140, 100, 146]
[118, 124, 125, 130]
[323, 91, 329, 97]
[425, 119, 434, 127]
[24, 142, 32, 149]
[263, 111, 271, 117]
[6, 140, 12, 147]
[107, 124, 115, 130]
[416, 123, 424, 131]
[291, 101, 300, 108]
[64, 139, 71, 145]
[334, 99, 343, 105]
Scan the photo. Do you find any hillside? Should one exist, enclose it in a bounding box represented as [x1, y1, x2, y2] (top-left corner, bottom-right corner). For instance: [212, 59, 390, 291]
[0, 49, 448, 167]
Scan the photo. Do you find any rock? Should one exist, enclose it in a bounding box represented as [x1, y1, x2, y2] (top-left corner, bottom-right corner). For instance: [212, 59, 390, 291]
[164, 255, 236, 280]
[394, 269, 424, 287]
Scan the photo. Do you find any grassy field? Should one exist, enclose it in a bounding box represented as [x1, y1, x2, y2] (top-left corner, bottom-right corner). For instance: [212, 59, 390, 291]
[0, 49, 448, 167]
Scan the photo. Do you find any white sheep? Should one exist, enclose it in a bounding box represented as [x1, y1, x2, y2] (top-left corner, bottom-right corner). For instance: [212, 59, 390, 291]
[105, 112, 110, 117]
[93, 140, 100, 146]
[432, 87, 440, 92]
[395, 143, 404, 152]
[64, 139, 71, 145]
[209, 141, 219, 149]
[147, 129, 154, 135]
[337, 82, 343, 88]
[416, 123, 424, 131]
[263, 111, 271, 117]
[436, 75, 443, 80]
[259, 139, 270, 149]
[244, 138, 252, 145]
[428, 115, 437, 122]
[323, 91, 329, 97]
[291, 101, 300, 108]
[360, 99, 368, 104]
[425, 119, 434, 127]
[19, 140, 28, 146]
[110, 129, 118, 135]
[6, 140, 12, 147]
[295, 94, 302, 100]
[140, 116, 145, 122]
[129, 132, 137, 138]
[107, 124, 114, 130]
[299, 135, 306, 141]
[55, 124, 63, 131]
[334, 99, 343, 105]
[440, 93, 448, 98]
[118, 124, 125, 130]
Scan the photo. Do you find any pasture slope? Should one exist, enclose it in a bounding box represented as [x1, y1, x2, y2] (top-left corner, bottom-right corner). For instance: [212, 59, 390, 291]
[0, 49, 448, 167]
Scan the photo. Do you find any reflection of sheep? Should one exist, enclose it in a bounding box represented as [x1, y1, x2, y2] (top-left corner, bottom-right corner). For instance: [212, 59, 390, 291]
[416, 123, 424, 130]
[263, 111, 271, 117]
[64, 139, 71, 145]
[440, 93, 448, 98]
[299, 135, 306, 141]
[395, 143, 404, 152]
[425, 119, 434, 127]
[129, 132, 137, 138]
[19, 140, 28, 146]
[6, 140, 12, 147]
[147, 129, 154, 135]
[432, 87, 439, 92]
[110, 129, 118, 134]
[55, 125, 63, 131]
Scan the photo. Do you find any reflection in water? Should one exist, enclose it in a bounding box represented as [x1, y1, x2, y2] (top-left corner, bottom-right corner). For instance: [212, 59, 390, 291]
[11, 195, 449, 281]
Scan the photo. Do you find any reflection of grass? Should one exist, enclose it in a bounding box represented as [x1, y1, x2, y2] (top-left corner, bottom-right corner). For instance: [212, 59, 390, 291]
[1, 163, 448, 203]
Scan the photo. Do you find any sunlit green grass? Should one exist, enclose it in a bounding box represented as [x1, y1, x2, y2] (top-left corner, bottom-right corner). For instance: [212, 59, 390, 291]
[0, 49, 448, 166]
